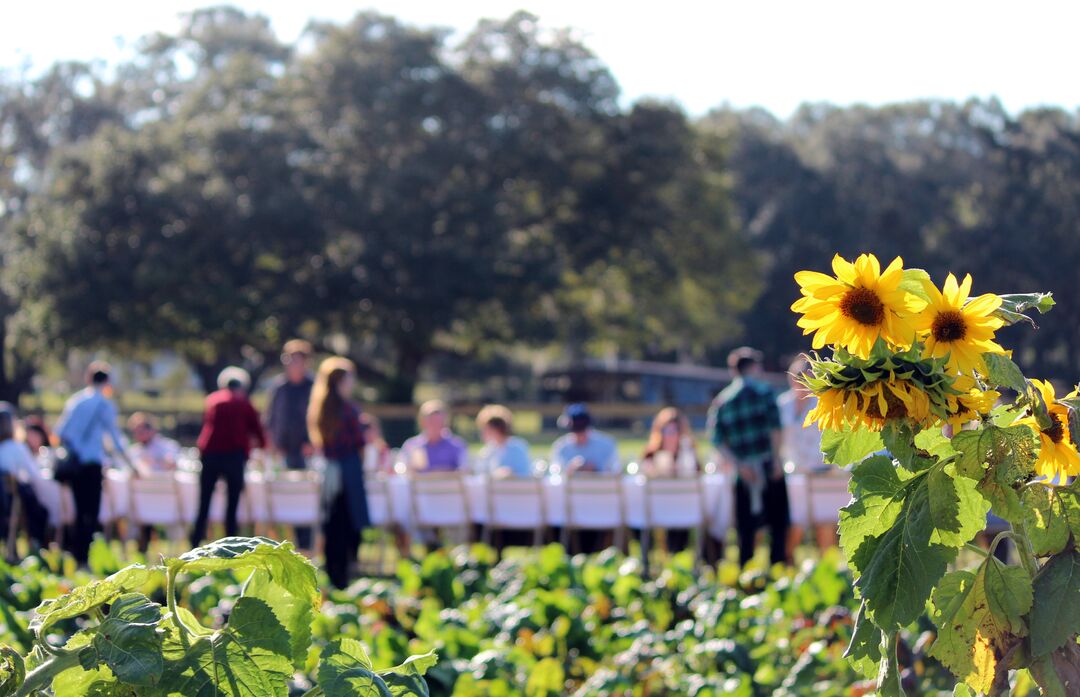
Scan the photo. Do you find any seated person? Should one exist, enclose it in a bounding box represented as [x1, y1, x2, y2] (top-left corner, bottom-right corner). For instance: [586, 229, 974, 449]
[23, 417, 54, 466]
[0, 409, 48, 550]
[474, 405, 531, 478]
[361, 413, 393, 473]
[551, 404, 620, 475]
[127, 412, 180, 473]
[401, 400, 468, 473]
[641, 407, 698, 478]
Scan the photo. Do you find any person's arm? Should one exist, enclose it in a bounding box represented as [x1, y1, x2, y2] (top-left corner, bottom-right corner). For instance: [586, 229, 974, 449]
[766, 393, 784, 479]
[248, 401, 267, 450]
[265, 384, 282, 450]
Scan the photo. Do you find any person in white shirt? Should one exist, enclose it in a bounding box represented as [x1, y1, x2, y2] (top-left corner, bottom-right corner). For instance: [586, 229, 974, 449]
[0, 409, 48, 550]
[474, 405, 532, 478]
[127, 412, 180, 473]
[777, 356, 834, 553]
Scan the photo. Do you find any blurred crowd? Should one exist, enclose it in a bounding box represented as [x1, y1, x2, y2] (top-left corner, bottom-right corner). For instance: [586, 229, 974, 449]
[0, 341, 826, 588]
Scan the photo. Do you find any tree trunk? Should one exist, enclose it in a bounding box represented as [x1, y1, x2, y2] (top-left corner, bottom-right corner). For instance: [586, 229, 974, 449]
[383, 345, 424, 404]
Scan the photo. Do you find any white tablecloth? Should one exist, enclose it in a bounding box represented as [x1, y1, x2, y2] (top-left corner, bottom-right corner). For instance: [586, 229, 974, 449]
[32, 468, 851, 540]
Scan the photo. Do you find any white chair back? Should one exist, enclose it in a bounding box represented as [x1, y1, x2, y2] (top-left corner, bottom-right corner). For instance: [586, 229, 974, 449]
[129, 474, 184, 527]
[487, 477, 546, 530]
[564, 475, 624, 530]
[644, 477, 706, 529]
[239, 471, 269, 525]
[806, 470, 852, 525]
[365, 474, 394, 527]
[266, 471, 321, 527]
[410, 473, 470, 528]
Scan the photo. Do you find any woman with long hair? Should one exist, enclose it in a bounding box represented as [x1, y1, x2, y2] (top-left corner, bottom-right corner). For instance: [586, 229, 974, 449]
[308, 357, 369, 589]
[640, 407, 699, 554]
[641, 407, 698, 478]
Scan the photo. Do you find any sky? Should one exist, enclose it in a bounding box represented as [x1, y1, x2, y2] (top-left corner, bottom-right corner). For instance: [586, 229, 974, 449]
[3, 0, 1079, 118]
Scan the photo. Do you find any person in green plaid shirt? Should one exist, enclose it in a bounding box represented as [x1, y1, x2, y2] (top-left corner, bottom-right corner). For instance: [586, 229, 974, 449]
[708, 347, 789, 566]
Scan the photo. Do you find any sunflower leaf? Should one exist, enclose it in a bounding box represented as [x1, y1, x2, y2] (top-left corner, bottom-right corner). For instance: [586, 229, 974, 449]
[821, 426, 884, 466]
[1021, 483, 1080, 556]
[1029, 549, 1080, 657]
[899, 268, 933, 303]
[845, 601, 882, 679]
[982, 353, 1026, 393]
[994, 293, 1055, 328]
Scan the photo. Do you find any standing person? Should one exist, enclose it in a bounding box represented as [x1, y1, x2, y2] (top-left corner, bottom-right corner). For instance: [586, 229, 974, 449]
[308, 357, 369, 589]
[474, 405, 532, 478]
[266, 339, 315, 548]
[55, 362, 130, 564]
[708, 347, 788, 567]
[401, 400, 468, 473]
[777, 357, 830, 554]
[550, 404, 620, 475]
[190, 367, 265, 547]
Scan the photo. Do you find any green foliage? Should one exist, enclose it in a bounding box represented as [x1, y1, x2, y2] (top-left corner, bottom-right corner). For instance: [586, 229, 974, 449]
[0, 538, 435, 696]
[1029, 550, 1080, 658]
[821, 427, 883, 466]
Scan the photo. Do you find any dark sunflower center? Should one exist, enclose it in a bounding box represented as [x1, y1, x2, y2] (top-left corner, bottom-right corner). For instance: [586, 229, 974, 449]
[931, 310, 967, 343]
[839, 287, 885, 326]
[865, 389, 908, 421]
[1044, 414, 1065, 444]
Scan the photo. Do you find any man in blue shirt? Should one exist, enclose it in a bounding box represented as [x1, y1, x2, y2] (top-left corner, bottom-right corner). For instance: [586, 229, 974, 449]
[551, 404, 620, 474]
[55, 362, 129, 564]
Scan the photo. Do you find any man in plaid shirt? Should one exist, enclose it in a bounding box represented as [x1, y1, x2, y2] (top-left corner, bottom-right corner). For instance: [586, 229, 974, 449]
[708, 347, 789, 566]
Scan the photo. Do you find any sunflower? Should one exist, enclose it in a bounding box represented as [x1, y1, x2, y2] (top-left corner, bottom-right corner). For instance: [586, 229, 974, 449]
[946, 376, 1000, 431]
[913, 273, 1005, 376]
[793, 253, 925, 359]
[1019, 379, 1080, 480]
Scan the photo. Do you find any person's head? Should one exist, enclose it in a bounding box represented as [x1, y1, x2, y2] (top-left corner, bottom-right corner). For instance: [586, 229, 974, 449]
[217, 366, 251, 394]
[281, 339, 313, 383]
[646, 407, 691, 456]
[727, 347, 764, 377]
[0, 409, 15, 444]
[476, 404, 514, 445]
[418, 400, 449, 439]
[86, 361, 112, 388]
[559, 403, 591, 440]
[787, 356, 812, 396]
[128, 412, 158, 445]
[23, 417, 50, 453]
[308, 357, 356, 448]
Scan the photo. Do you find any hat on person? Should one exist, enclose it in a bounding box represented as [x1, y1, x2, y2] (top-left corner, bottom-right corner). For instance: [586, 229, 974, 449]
[558, 403, 591, 432]
[217, 366, 251, 391]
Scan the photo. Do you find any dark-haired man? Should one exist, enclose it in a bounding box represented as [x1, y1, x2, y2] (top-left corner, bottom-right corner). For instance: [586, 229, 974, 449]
[707, 347, 789, 566]
[56, 361, 129, 564]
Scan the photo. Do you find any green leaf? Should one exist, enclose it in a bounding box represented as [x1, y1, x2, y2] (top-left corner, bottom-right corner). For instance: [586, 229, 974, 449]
[52, 633, 134, 697]
[914, 427, 956, 460]
[898, 268, 933, 303]
[151, 597, 293, 697]
[994, 293, 1055, 328]
[1030, 549, 1080, 657]
[838, 456, 912, 561]
[31, 565, 152, 635]
[525, 657, 564, 697]
[951, 424, 1037, 521]
[851, 466, 958, 630]
[875, 632, 904, 697]
[242, 569, 313, 669]
[926, 463, 989, 547]
[981, 353, 1026, 393]
[87, 593, 164, 686]
[1022, 483, 1080, 556]
[821, 426, 884, 466]
[844, 601, 881, 679]
[0, 645, 24, 696]
[929, 558, 1032, 693]
[167, 537, 319, 611]
[318, 638, 391, 697]
[379, 652, 438, 697]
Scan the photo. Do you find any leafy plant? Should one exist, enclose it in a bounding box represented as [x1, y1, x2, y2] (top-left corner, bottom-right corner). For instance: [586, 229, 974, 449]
[793, 253, 1080, 696]
[0, 537, 436, 696]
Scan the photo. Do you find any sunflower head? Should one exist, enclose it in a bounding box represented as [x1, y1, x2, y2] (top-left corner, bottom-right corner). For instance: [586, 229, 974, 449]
[913, 273, 1006, 376]
[1018, 379, 1080, 480]
[792, 253, 926, 360]
[946, 376, 1000, 431]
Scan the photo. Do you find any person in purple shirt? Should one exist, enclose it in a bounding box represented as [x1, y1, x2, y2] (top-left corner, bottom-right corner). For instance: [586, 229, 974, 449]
[401, 400, 468, 473]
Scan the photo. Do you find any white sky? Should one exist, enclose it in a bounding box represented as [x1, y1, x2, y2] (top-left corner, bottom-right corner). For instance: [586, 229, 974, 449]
[3, 0, 1079, 118]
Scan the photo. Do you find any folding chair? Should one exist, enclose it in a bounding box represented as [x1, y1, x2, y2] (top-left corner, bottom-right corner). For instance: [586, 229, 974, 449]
[805, 470, 851, 548]
[408, 473, 471, 547]
[128, 473, 187, 548]
[265, 470, 322, 553]
[363, 473, 398, 573]
[483, 477, 547, 549]
[561, 474, 625, 553]
[641, 476, 707, 567]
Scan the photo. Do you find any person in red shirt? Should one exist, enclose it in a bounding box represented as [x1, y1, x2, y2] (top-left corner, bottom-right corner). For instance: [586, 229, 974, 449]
[190, 366, 265, 546]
